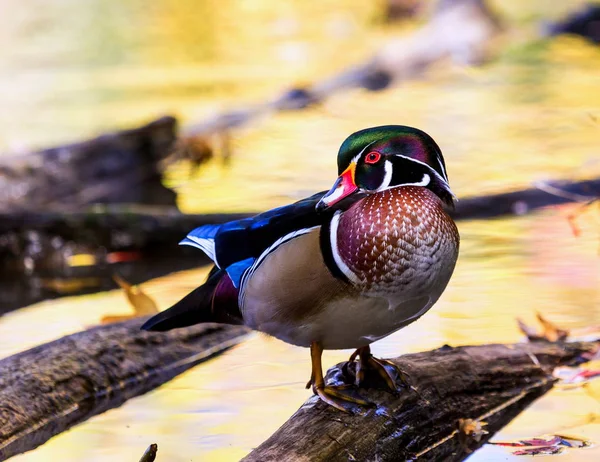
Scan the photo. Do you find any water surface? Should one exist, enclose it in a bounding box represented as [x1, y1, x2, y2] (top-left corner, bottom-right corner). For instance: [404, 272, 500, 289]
[1, 0, 600, 460]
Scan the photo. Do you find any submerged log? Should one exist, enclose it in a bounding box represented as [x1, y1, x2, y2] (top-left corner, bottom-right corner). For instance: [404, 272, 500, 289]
[545, 4, 600, 44]
[243, 341, 597, 462]
[0, 208, 253, 314]
[0, 319, 249, 461]
[452, 178, 600, 220]
[2, 176, 598, 256]
[270, 0, 501, 109]
[0, 116, 178, 213]
[2, 177, 599, 313]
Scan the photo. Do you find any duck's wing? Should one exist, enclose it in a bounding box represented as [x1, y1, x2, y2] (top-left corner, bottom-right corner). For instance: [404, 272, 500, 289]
[181, 191, 328, 286]
[142, 192, 330, 332]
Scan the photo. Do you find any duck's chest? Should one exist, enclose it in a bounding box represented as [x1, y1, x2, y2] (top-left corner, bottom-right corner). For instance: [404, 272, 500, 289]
[332, 186, 459, 297]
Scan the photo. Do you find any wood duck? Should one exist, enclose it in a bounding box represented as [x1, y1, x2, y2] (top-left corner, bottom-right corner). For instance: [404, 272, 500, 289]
[142, 125, 459, 411]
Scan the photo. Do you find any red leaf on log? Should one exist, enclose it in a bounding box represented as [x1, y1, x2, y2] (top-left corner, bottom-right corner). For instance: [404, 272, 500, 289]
[491, 434, 591, 456]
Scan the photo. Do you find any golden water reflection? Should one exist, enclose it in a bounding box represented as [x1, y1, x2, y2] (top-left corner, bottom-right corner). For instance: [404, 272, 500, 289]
[2, 0, 600, 460]
[4, 205, 600, 461]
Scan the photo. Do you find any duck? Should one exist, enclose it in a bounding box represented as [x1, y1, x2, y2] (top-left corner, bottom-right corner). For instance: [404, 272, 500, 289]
[142, 125, 460, 411]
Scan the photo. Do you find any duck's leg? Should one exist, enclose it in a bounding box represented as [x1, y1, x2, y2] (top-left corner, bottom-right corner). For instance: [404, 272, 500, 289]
[307, 341, 371, 412]
[352, 345, 412, 392]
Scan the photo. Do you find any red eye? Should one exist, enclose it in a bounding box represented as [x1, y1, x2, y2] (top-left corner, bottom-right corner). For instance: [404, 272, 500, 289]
[364, 151, 381, 164]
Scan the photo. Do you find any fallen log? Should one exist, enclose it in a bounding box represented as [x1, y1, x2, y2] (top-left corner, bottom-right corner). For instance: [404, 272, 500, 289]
[452, 178, 600, 220]
[0, 116, 178, 213]
[181, 0, 501, 128]
[3, 176, 596, 249]
[0, 208, 252, 314]
[2, 177, 598, 313]
[544, 3, 600, 44]
[243, 341, 598, 462]
[269, 0, 501, 110]
[0, 319, 249, 461]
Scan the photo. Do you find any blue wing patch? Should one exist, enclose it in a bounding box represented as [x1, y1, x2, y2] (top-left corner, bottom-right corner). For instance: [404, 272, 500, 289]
[225, 257, 256, 288]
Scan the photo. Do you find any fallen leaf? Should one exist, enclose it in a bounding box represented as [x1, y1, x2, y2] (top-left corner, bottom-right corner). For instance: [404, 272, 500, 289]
[517, 318, 542, 341]
[113, 274, 159, 316]
[67, 253, 96, 267]
[100, 315, 137, 325]
[457, 418, 488, 452]
[491, 434, 591, 457]
[513, 446, 563, 456]
[458, 418, 488, 442]
[516, 313, 569, 342]
[106, 251, 142, 263]
[537, 312, 569, 342]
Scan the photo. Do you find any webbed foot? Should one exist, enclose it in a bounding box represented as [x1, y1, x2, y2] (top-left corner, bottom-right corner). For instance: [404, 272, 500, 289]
[307, 342, 373, 412]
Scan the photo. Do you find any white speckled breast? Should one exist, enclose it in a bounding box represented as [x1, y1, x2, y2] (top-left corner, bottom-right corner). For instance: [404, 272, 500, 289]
[336, 186, 459, 301]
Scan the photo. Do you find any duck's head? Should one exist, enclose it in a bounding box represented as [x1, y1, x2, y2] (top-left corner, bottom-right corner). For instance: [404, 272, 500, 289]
[316, 125, 455, 212]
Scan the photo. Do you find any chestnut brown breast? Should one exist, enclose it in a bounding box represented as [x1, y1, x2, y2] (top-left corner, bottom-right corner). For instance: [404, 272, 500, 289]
[336, 186, 459, 297]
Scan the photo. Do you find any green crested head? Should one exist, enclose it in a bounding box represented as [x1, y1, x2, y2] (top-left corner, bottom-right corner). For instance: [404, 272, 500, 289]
[317, 125, 454, 212]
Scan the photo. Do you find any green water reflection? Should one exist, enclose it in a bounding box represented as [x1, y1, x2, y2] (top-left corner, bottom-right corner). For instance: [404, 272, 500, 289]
[2, 0, 600, 461]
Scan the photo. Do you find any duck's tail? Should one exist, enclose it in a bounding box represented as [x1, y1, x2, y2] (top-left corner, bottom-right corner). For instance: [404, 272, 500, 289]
[140, 269, 242, 331]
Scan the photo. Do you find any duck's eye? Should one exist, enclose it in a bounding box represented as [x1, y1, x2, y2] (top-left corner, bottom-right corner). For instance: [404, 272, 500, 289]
[364, 151, 381, 164]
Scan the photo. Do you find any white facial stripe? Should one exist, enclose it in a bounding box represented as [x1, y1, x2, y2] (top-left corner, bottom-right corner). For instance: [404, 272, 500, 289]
[435, 153, 448, 180]
[325, 143, 376, 204]
[355, 140, 378, 163]
[378, 173, 431, 191]
[330, 211, 361, 284]
[404, 173, 430, 187]
[393, 154, 450, 186]
[376, 160, 393, 191]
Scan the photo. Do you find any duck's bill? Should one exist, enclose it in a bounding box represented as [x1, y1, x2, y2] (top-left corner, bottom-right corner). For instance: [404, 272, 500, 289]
[316, 163, 362, 212]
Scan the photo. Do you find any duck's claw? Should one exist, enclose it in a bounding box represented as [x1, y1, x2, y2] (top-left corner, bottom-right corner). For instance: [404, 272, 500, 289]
[312, 384, 372, 413]
[377, 357, 416, 391]
[357, 354, 398, 391]
[352, 346, 416, 393]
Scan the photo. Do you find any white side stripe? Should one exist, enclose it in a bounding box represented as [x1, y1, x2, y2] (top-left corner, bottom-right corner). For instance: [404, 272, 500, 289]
[330, 211, 361, 284]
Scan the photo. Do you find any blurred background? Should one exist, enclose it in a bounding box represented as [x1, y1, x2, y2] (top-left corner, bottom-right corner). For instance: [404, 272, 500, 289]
[1, 0, 600, 460]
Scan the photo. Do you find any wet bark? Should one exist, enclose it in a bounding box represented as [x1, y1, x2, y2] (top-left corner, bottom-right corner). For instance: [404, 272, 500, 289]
[0, 116, 178, 213]
[243, 341, 597, 462]
[0, 319, 249, 461]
